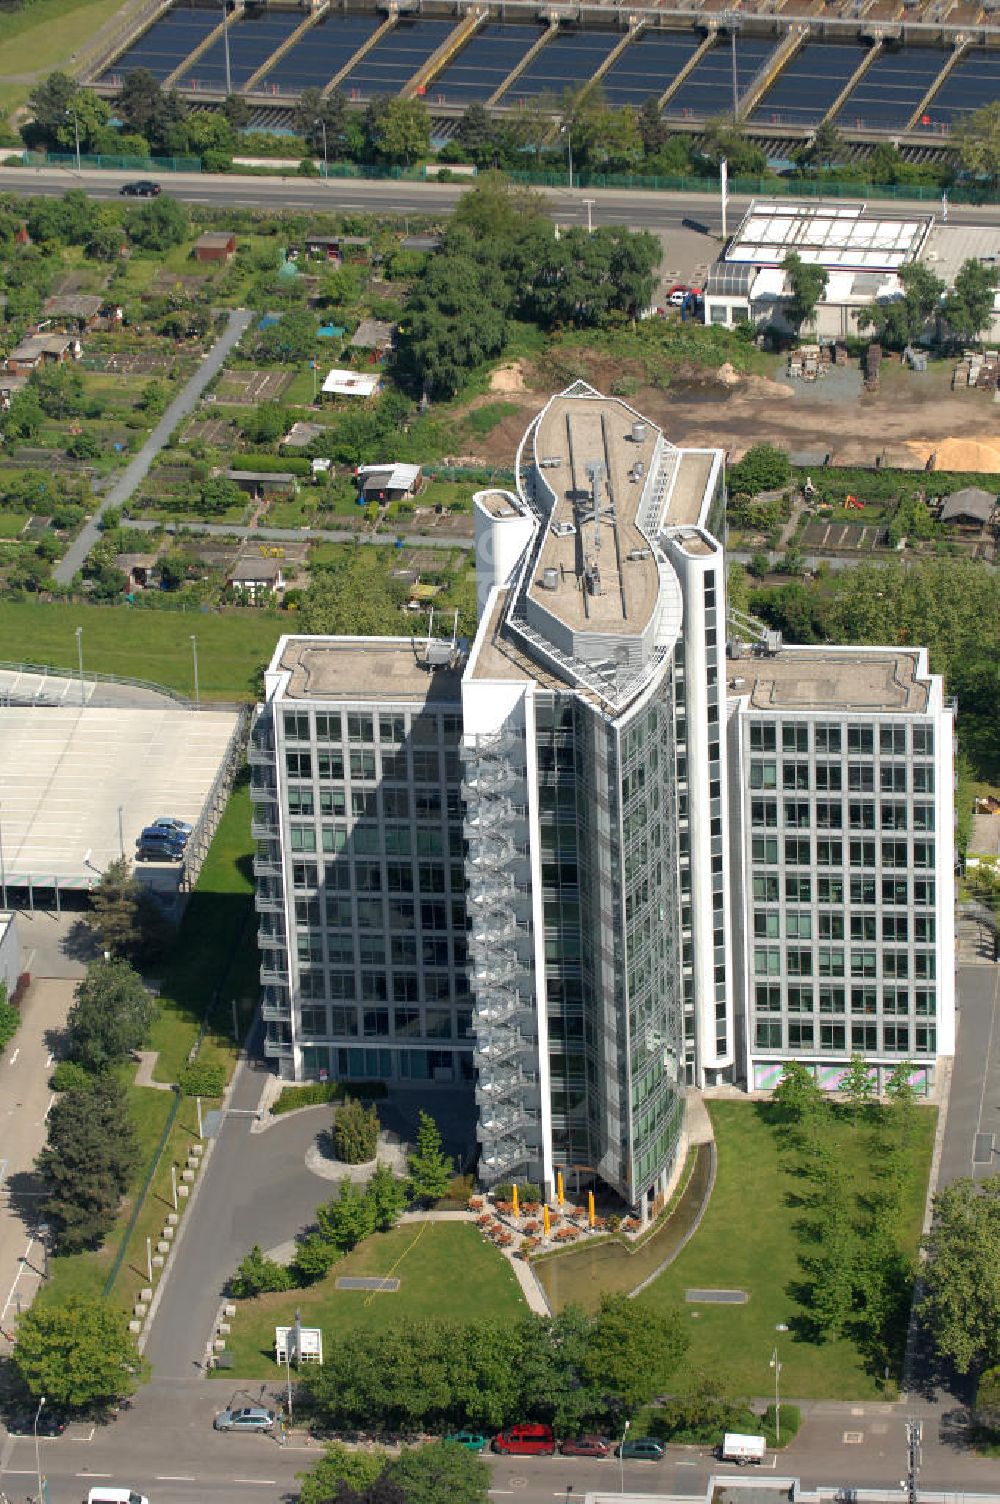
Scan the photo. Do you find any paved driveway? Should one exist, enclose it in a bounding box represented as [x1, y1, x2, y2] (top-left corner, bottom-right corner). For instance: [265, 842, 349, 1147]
[55, 308, 254, 584]
[938, 964, 1000, 1187]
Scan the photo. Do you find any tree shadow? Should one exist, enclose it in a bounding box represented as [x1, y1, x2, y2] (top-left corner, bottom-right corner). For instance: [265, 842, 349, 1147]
[4, 1168, 48, 1239]
[60, 918, 103, 965]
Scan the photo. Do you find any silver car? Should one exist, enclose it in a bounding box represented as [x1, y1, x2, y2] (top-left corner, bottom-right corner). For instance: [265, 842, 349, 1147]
[213, 1406, 276, 1433]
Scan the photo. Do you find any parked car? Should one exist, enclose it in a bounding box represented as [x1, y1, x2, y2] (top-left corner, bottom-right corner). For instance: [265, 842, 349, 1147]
[718, 1432, 766, 1466]
[151, 816, 193, 838]
[618, 1436, 664, 1461]
[135, 833, 185, 863]
[120, 180, 160, 197]
[5, 1406, 68, 1436]
[560, 1435, 610, 1457]
[667, 285, 690, 307]
[445, 1431, 488, 1452]
[213, 1406, 276, 1433]
[493, 1423, 556, 1455]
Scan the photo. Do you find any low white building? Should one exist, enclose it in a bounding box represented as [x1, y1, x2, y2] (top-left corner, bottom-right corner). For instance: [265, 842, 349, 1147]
[0, 913, 22, 1001]
[321, 369, 380, 399]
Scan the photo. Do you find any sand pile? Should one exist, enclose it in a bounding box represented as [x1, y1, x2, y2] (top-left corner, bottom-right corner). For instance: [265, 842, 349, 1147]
[906, 435, 1000, 472]
[490, 362, 527, 394]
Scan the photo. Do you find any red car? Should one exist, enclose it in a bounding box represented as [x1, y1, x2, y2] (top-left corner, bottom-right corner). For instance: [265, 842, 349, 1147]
[493, 1423, 556, 1455]
[560, 1435, 611, 1457]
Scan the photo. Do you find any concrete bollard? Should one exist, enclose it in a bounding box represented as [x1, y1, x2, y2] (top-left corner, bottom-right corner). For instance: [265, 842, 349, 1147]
[128, 1320, 142, 1334]
[141, 1287, 153, 1302]
[224, 1302, 237, 1317]
[134, 1303, 147, 1319]
[152, 1254, 165, 1269]
[182, 1168, 195, 1182]
[156, 1240, 169, 1254]
[162, 1226, 175, 1241]
[178, 1184, 190, 1198]
[190, 1142, 204, 1157]
[218, 1322, 231, 1335]
[166, 1213, 179, 1226]
[213, 1338, 226, 1351]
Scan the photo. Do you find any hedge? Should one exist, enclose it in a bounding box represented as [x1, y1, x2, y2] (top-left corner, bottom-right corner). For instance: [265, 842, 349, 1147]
[270, 1080, 388, 1115]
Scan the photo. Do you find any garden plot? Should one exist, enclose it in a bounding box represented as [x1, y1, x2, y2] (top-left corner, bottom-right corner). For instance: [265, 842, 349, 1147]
[90, 351, 177, 376]
[184, 415, 238, 446]
[215, 369, 293, 404]
[801, 520, 890, 552]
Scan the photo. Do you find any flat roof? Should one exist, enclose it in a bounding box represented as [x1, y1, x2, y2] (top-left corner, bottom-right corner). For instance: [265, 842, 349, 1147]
[0, 700, 240, 890]
[920, 222, 1000, 292]
[528, 393, 661, 636]
[727, 200, 932, 273]
[322, 369, 379, 397]
[734, 647, 929, 714]
[665, 451, 716, 527]
[276, 637, 463, 702]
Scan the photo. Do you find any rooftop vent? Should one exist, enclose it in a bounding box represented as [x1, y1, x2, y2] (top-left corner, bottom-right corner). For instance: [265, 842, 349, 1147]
[631, 421, 647, 444]
[541, 567, 559, 591]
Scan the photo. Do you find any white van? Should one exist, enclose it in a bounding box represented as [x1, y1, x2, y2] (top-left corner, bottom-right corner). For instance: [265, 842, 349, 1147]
[86, 1488, 149, 1504]
[719, 1432, 766, 1465]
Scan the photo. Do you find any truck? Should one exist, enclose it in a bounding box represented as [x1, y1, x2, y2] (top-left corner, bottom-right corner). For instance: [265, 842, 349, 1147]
[719, 1432, 766, 1466]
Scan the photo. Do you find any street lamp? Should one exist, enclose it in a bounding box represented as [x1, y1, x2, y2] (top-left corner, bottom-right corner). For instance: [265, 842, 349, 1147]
[74, 626, 84, 704]
[117, 805, 124, 859]
[33, 1395, 46, 1504]
[37, 1223, 49, 1281]
[770, 1345, 783, 1444]
[560, 123, 573, 191]
[66, 104, 81, 174]
[618, 1418, 630, 1494]
[315, 117, 328, 179]
[190, 634, 200, 709]
[582, 197, 595, 234]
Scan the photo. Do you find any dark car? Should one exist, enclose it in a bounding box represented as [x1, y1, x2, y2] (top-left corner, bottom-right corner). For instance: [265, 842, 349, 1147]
[146, 820, 189, 846]
[560, 1435, 610, 1458]
[5, 1407, 68, 1436]
[618, 1437, 664, 1461]
[135, 834, 185, 863]
[120, 180, 161, 197]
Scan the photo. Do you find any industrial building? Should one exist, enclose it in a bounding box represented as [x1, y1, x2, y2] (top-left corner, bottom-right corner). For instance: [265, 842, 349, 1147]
[82, 0, 1000, 151]
[250, 383, 955, 1215]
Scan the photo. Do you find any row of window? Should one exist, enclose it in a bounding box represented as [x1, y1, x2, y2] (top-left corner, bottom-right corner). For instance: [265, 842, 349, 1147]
[755, 983, 936, 1015]
[298, 1004, 473, 1040]
[284, 710, 461, 745]
[296, 968, 469, 1002]
[753, 947, 936, 978]
[749, 722, 935, 756]
[285, 786, 460, 820]
[286, 749, 459, 783]
[753, 911, 935, 942]
[288, 823, 463, 859]
[751, 837, 936, 868]
[750, 796, 934, 831]
[755, 1020, 936, 1052]
[752, 874, 936, 906]
[297, 1045, 473, 1084]
[296, 931, 465, 968]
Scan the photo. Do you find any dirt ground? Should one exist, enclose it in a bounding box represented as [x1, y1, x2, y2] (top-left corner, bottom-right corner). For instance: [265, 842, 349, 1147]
[464, 350, 1000, 471]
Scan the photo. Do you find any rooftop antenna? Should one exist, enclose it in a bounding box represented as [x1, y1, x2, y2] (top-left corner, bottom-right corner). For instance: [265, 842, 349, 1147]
[583, 461, 605, 550]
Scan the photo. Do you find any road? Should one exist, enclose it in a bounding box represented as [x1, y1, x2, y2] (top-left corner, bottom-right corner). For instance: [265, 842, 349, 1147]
[0, 165, 993, 233]
[937, 964, 1000, 1188]
[120, 517, 476, 550]
[54, 308, 255, 585]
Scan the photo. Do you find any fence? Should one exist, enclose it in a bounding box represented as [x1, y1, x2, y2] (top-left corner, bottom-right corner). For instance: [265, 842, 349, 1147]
[22, 151, 201, 173]
[0, 657, 194, 706]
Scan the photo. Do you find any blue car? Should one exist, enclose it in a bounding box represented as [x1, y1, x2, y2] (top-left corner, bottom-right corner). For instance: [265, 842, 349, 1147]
[136, 829, 185, 863]
[149, 817, 192, 843]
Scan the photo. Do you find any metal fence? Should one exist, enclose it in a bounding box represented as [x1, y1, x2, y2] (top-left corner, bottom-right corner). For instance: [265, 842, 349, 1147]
[0, 657, 194, 707]
[179, 705, 251, 893]
[23, 150, 201, 173]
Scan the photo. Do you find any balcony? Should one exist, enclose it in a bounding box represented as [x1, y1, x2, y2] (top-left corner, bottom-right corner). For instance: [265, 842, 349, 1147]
[253, 855, 282, 879]
[260, 963, 290, 986]
[248, 738, 274, 767]
[479, 1139, 529, 1179]
[251, 818, 280, 841]
[255, 887, 285, 914]
[262, 1000, 292, 1023]
[263, 1034, 293, 1059]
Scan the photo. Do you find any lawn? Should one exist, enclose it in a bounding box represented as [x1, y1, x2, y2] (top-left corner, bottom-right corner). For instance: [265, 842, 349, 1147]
[0, 599, 283, 701]
[218, 1221, 526, 1379]
[0, 0, 128, 125]
[0, 512, 27, 538]
[634, 1101, 936, 1400]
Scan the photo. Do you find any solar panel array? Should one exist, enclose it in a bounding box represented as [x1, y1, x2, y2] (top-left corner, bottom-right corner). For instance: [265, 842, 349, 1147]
[505, 29, 621, 103]
[340, 17, 456, 98]
[258, 12, 382, 92]
[835, 46, 950, 130]
[176, 10, 304, 90]
[750, 42, 867, 125]
[431, 23, 542, 104]
[99, 5, 220, 84]
[917, 47, 1000, 125]
[665, 34, 776, 119]
[600, 30, 705, 107]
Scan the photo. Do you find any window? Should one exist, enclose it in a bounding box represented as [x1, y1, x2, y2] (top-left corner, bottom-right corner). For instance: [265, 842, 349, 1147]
[914, 951, 936, 979]
[361, 972, 388, 1002]
[354, 861, 382, 893]
[300, 1006, 328, 1038]
[815, 764, 843, 791]
[915, 989, 936, 1016]
[851, 840, 876, 868]
[851, 986, 877, 1015]
[348, 714, 374, 743]
[425, 1008, 453, 1039]
[363, 1008, 389, 1037]
[383, 788, 410, 819]
[785, 837, 811, 865]
[818, 912, 844, 940]
[882, 877, 907, 905]
[755, 1019, 783, 1049]
[817, 839, 842, 866]
[783, 763, 810, 790]
[331, 1007, 358, 1036]
[915, 1024, 936, 1052]
[787, 912, 812, 939]
[393, 973, 419, 1002]
[816, 801, 843, 830]
[913, 804, 935, 832]
[322, 826, 348, 855]
[785, 876, 812, 902]
[819, 986, 845, 1013]
[326, 896, 353, 927]
[786, 948, 813, 976]
[913, 725, 934, 756]
[752, 800, 778, 828]
[287, 788, 314, 817]
[750, 725, 776, 751]
[327, 935, 353, 965]
[883, 986, 909, 1014]
[412, 749, 440, 782]
[848, 725, 874, 754]
[884, 952, 909, 978]
[818, 948, 845, 977]
[882, 914, 909, 942]
[817, 876, 844, 903]
[380, 713, 405, 743]
[789, 1020, 814, 1048]
[914, 878, 935, 906]
[382, 750, 409, 780]
[284, 711, 309, 741]
[851, 914, 877, 941]
[754, 946, 781, 976]
[785, 801, 810, 828]
[394, 1008, 421, 1037]
[852, 1023, 877, 1050]
[913, 765, 934, 793]
[815, 725, 842, 753]
[756, 983, 781, 1011]
[851, 950, 877, 978]
[292, 861, 318, 890]
[787, 985, 814, 1013]
[754, 912, 780, 937]
[849, 802, 876, 830]
[913, 840, 935, 869]
[386, 862, 413, 894]
[286, 752, 312, 779]
[880, 725, 906, 755]
[820, 1022, 846, 1050]
[881, 765, 907, 792]
[754, 873, 779, 901]
[882, 1023, 910, 1052]
[753, 837, 779, 864]
[882, 840, 908, 868]
[290, 824, 316, 852]
[849, 764, 875, 792]
[914, 914, 936, 943]
[750, 762, 777, 790]
[391, 935, 417, 966]
[349, 751, 376, 781]
[783, 724, 809, 752]
[881, 802, 908, 831]
[317, 750, 344, 780]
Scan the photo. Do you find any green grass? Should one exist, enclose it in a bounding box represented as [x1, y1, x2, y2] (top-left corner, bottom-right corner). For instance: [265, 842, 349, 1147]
[219, 1222, 526, 1378]
[634, 1101, 935, 1400]
[0, 599, 283, 701]
[0, 0, 128, 126]
[0, 512, 27, 538]
[148, 774, 256, 1083]
[461, 402, 520, 439]
[262, 497, 318, 528]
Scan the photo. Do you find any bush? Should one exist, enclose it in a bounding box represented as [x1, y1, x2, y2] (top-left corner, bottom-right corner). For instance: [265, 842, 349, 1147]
[761, 1403, 801, 1448]
[976, 1364, 1000, 1436]
[270, 1080, 387, 1115]
[50, 1059, 92, 1092]
[333, 1096, 380, 1164]
[177, 1060, 226, 1098]
[728, 443, 791, 497]
[230, 1243, 293, 1298]
[0, 991, 19, 1052]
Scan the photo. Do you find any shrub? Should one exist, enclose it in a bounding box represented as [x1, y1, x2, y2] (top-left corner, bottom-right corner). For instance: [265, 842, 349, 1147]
[50, 1059, 91, 1092]
[522, 1182, 542, 1202]
[333, 1096, 379, 1164]
[976, 1365, 1000, 1436]
[0, 993, 19, 1052]
[493, 1182, 514, 1202]
[177, 1060, 226, 1098]
[230, 1244, 293, 1298]
[762, 1403, 801, 1448]
[270, 1080, 387, 1115]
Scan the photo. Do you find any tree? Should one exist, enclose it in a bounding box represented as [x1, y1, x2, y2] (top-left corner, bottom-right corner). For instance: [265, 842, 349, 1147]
[293, 1230, 342, 1283]
[0, 982, 19, 1052]
[65, 956, 157, 1073]
[839, 1054, 875, 1126]
[85, 855, 174, 965]
[256, 308, 316, 362]
[857, 260, 944, 349]
[387, 1442, 490, 1504]
[365, 1161, 408, 1232]
[805, 1172, 858, 1339]
[771, 1060, 823, 1125]
[334, 1096, 380, 1164]
[230, 1244, 293, 1298]
[127, 194, 189, 251]
[921, 1176, 1000, 1373]
[37, 1078, 140, 1251]
[727, 443, 790, 496]
[795, 120, 844, 172]
[294, 88, 348, 157]
[116, 69, 188, 147]
[952, 99, 1000, 186]
[581, 1294, 688, 1412]
[366, 97, 430, 165]
[299, 549, 408, 636]
[700, 116, 767, 176]
[407, 1110, 453, 1204]
[14, 1295, 148, 1409]
[316, 1179, 376, 1253]
[26, 72, 78, 140]
[241, 400, 289, 445]
[942, 258, 1000, 345]
[455, 102, 498, 168]
[781, 251, 828, 333]
[884, 1060, 918, 1145]
[298, 1443, 390, 1504]
[637, 96, 668, 155]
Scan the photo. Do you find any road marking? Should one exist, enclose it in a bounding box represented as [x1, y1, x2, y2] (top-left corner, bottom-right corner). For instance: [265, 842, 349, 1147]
[2, 1237, 34, 1320]
[155, 1476, 197, 1481]
[234, 1479, 278, 1485]
[8, 1049, 18, 1066]
[77, 1472, 112, 1478]
[45, 1053, 54, 1067]
[43, 1094, 55, 1121]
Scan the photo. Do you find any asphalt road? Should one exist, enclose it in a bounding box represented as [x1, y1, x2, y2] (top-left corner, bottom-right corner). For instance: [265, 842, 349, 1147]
[937, 963, 1000, 1187]
[54, 308, 255, 584]
[0, 166, 991, 234]
[121, 517, 476, 550]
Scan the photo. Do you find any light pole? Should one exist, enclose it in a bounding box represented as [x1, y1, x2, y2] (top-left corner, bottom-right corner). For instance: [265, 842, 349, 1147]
[222, 0, 232, 96]
[582, 197, 595, 234]
[190, 634, 200, 709]
[315, 117, 328, 179]
[67, 104, 81, 173]
[618, 1418, 630, 1494]
[561, 124, 573, 190]
[74, 626, 84, 704]
[117, 804, 124, 859]
[37, 1222, 49, 1281]
[33, 1395, 46, 1504]
[770, 1346, 782, 1444]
